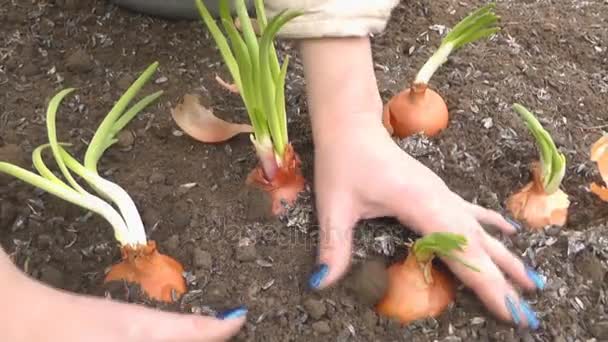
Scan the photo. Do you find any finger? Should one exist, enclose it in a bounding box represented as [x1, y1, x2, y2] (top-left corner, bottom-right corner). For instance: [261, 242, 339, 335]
[481, 232, 546, 291]
[308, 200, 358, 290]
[123, 302, 247, 342]
[441, 226, 541, 330]
[467, 202, 521, 235]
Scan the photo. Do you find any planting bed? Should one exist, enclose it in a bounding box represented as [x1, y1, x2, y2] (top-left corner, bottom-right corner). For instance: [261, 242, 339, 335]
[1, 0, 607, 341]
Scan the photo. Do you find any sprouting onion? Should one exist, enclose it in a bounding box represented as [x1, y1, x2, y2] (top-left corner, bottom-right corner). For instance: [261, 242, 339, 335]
[376, 232, 478, 324]
[194, 0, 305, 215]
[414, 3, 501, 86]
[383, 3, 501, 138]
[0, 62, 187, 302]
[506, 103, 570, 230]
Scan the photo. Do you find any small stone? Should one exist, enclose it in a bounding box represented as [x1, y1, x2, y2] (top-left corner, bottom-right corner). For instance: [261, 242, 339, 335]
[591, 321, 608, 339]
[152, 125, 172, 140]
[116, 74, 134, 90]
[303, 298, 326, 320]
[362, 309, 378, 329]
[348, 258, 388, 306]
[141, 208, 161, 227]
[0, 144, 27, 185]
[65, 49, 93, 73]
[40, 265, 65, 289]
[22, 63, 39, 76]
[545, 226, 561, 236]
[165, 234, 180, 251]
[116, 130, 135, 148]
[155, 76, 168, 84]
[236, 244, 257, 262]
[37, 234, 53, 249]
[0, 201, 17, 228]
[521, 331, 535, 342]
[441, 336, 462, 342]
[56, 0, 80, 9]
[340, 296, 356, 312]
[577, 252, 607, 285]
[311, 321, 331, 334]
[148, 171, 166, 184]
[205, 281, 228, 304]
[192, 249, 212, 269]
[171, 201, 191, 229]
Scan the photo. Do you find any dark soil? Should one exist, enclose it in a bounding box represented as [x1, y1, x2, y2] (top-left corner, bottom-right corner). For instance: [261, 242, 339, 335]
[1, 0, 608, 341]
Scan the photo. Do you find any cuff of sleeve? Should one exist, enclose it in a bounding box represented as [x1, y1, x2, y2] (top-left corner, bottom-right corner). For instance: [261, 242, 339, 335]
[265, 0, 399, 38]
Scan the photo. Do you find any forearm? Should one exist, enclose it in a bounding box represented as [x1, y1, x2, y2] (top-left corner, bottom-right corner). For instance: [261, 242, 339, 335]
[299, 37, 383, 145]
[0, 246, 23, 284]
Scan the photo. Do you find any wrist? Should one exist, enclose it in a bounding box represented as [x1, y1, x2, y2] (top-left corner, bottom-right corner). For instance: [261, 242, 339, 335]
[298, 37, 384, 144]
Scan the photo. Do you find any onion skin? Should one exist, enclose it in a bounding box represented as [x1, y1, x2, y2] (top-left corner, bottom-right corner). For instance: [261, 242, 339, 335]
[104, 240, 187, 303]
[506, 163, 570, 230]
[590, 135, 608, 201]
[246, 143, 305, 216]
[375, 253, 456, 324]
[382, 84, 449, 138]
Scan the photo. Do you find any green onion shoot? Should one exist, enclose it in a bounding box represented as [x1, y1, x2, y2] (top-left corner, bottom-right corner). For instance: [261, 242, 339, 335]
[506, 103, 570, 230]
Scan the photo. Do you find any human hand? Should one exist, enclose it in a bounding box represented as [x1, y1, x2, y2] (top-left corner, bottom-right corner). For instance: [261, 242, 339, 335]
[0, 254, 246, 342]
[307, 112, 545, 330]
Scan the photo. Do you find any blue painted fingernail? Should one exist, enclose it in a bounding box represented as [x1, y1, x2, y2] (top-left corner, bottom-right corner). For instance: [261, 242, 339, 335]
[308, 264, 328, 289]
[505, 295, 521, 325]
[519, 300, 540, 331]
[525, 266, 545, 290]
[505, 216, 522, 232]
[217, 306, 248, 320]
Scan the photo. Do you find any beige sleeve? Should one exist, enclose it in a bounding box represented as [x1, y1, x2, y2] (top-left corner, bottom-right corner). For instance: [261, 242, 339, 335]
[263, 0, 400, 38]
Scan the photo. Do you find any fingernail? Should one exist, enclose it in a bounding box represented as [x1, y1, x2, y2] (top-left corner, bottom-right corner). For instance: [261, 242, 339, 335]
[308, 263, 328, 289]
[217, 306, 248, 320]
[525, 266, 545, 290]
[505, 295, 521, 325]
[519, 300, 540, 330]
[505, 216, 522, 232]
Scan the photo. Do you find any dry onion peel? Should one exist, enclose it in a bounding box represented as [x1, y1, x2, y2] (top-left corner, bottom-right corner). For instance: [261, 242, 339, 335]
[383, 3, 500, 138]
[0, 62, 186, 302]
[589, 134, 608, 201]
[171, 93, 253, 143]
[376, 232, 478, 324]
[506, 103, 570, 230]
[194, 0, 305, 215]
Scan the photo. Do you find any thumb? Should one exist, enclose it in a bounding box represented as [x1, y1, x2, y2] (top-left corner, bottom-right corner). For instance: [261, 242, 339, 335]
[118, 301, 247, 341]
[308, 200, 358, 290]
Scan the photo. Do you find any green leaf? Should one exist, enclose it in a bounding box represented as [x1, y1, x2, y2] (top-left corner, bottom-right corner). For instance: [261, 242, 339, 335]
[234, 0, 260, 77]
[412, 232, 479, 272]
[85, 62, 159, 173]
[45, 87, 88, 194]
[512, 103, 566, 193]
[258, 9, 303, 156]
[111, 90, 163, 137]
[197, 0, 241, 89]
[442, 3, 500, 50]
[275, 55, 290, 146]
[32, 143, 72, 188]
[253, 0, 268, 31]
